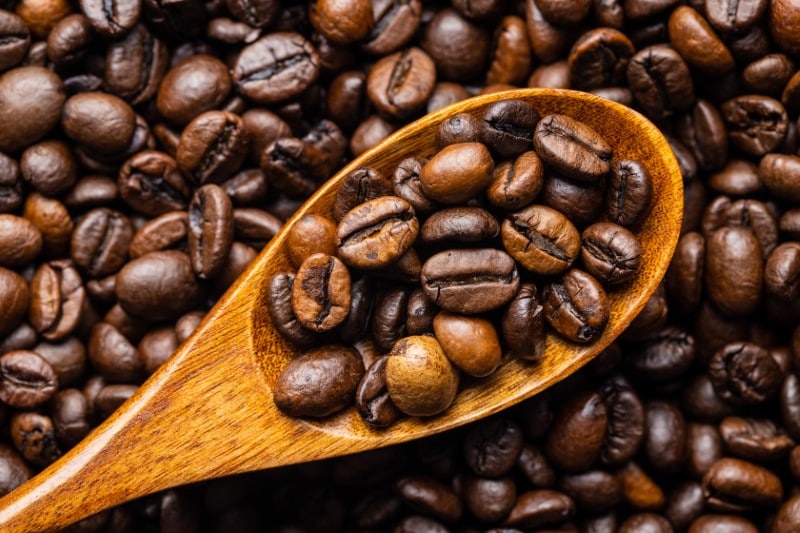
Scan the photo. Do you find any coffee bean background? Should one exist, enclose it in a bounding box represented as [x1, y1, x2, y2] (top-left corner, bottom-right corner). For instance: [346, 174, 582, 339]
[0, 0, 799, 530]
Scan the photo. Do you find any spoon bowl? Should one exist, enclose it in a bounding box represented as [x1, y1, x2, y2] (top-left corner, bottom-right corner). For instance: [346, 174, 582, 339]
[0, 88, 682, 532]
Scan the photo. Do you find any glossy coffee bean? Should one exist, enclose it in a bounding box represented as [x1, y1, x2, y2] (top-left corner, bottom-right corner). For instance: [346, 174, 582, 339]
[581, 222, 642, 286]
[366, 48, 435, 119]
[70, 208, 133, 278]
[20, 140, 77, 197]
[627, 45, 695, 120]
[28, 260, 84, 342]
[0, 215, 41, 268]
[421, 8, 489, 82]
[392, 156, 437, 215]
[0, 67, 65, 153]
[116, 251, 200, 321]
[157, 55, 231, 126]
[361, 0, 420, 55]
[674, 100, 728, 171]
[291, 253, 351, 333]
[720, 96, 788, 156]
[766, 243, 800, 301]
[708, 342, 782, 405]
[49, 388, 91, 447]
[463, 417, 524, 477]
[332, 167, 392, 222]
[504, 489, 575, 529]
[336, 196, 419, 270]
[266, 273, 319, 348]
[10, 412, 60, 467]
[558, 470, 621, 513]
[543, 269, 609, 343]
[395, 474, 462, 522]
[760, 154, 800, 203]
[720, 416, 794, 462]
[502, 205, 580, 275]
[103, 24, 167, 105]
[540, 173, 606, 227]
[0, 12, 29, 72]
[79, 0, 140, 37]
[274, 344, 363, 417]
[356, 357, 402, 428]
[501, 282, 546, 362]
[644, 400, 686, 472]
[177, 111, 248, 185]
[463, 474, 516, 523]
[369, 288, 409, 353]
[545, 390, 607, 472]
[232, 32, 319, 105]
[487, 151, 543, 211]
[702, 457, 782, 510]
[420, 207, 499, 245]
[626, 326, 696, 381]
[606, 159, 653, 228]
[433, 311, 501, 377]
[568, 28, 634, 91]
[533, 114, 611, 182]
[421, 248, 519, 314]
[188, 184, 233, 279]
[61, 92, 136, 155]
[420, 142, 494, 204]
[435, 113, 481, 147]
[0, 350, 57, 409]
[705, 227, 762, 317]
[386, 335, 459, 417]
[480, 99, 540, 158]
[668, 6, 734, 75]
[119, 151, 191, 217]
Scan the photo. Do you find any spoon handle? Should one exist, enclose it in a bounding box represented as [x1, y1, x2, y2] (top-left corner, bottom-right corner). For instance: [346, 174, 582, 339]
[0, 291, 331, 532]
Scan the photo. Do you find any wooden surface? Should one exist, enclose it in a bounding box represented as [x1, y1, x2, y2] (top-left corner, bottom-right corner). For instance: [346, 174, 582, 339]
[0, 89, 683, 532]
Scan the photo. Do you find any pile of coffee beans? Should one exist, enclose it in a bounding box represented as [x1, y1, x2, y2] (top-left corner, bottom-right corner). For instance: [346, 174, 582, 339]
[268, 102, 652, 424]
[2, 0, 800, 530]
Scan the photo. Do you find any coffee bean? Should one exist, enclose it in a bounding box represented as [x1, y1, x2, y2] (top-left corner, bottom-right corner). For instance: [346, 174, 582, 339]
[157, 55, 231, 126]
[361, 0, 421, 55]
[436, 113, 481, 148]
[545, 390, 607, 471]
[116, 251, 200, 321]
[0, 350, 57, 409]
[600, 375, 645, 466]
[266, 273, 319, 348]
[176, 111, 249, 185]
[291, 253, 351, 333]
[668, 6, 734, 75]
[80, 0, 140, 37]
[420, 207, 499, 246]
[606, 159, 653, 228]
[617, 461, 665, 510]
[705, 227, 763, 317]
[232, 32, 320, 105]
[517, 443, 556, 487]
[419, 142, 494, 204]
[770, 0, 800, 56]
[674, 99, 728, 171]
[480, 99, 540, 158]
[10, 412, 60, 467]
[689, 514, 758, 533]
[421, 248, 519, 314]
[720, 416, 794, 462]
[336, 196, 418, 269]
[0, 12, 29, 72]
[395, 474, 463, 523]
[487, 151, 543, 211]
[392, 156, 438, 215]
[765, 243, 800, 301]
[463, 474, 516, 523]
[433, 311, 501, 377]
[188, 184, 233, 279]
[20, 140, 77, 197]
[627, 45, 695, 120]
[356, 357, 402, 428]
[333, 166, 392, 222]
[618, 513, 672, 533]
[537, 0, 590, 26]
[568, 28, 634, 91]
[720, 95, 788, 156]
[70, 208, 133, 278]
[543, 268, 609, 343]
[504, 489, 575, 529]
[94, 384, 137, 418]
[366, 47, 435, 119]
[421, 8, 489, 82]
[502, 205, 580, 275]
[103, 24, 167, 105]
[534, 114, 611, 182]
[644, 400, 686, 472]
[486, 15, 531, 86]
[369, 288, 408, 352]
[29, 260, 85, 342]
[118, 151, 191, 217]
[702, 457, 782, 510]
[260, 137, 328, 198]
[385, 335, 458, 417]
[541, 173, 606, 227]
[226, 0, 278, 28]
[0, 67, 65, 153]
[581, 222, 642, 286]
[558, 470, 621, 513]
[709, 342, 782, 405]
[274, 344, 363, 417]
[0, 215, 41, 268]
[626, 326, 696, 381]
[760, 154, 800, 203]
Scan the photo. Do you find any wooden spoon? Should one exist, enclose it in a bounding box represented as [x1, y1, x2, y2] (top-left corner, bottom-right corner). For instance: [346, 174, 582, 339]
[0, 89, 682, 532]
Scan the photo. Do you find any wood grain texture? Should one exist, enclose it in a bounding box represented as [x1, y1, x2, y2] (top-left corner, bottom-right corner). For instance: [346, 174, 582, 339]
[0, 89, 683, 532]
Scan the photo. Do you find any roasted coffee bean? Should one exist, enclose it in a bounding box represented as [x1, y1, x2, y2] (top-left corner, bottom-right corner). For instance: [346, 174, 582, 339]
[79, 0, 140, 37]
[222, 169, 268, 206]
[291, 253, 351, 333]
[558, 470, 621, 513]
[33, 338, 86, 388]
[420, 207, 498, 245]
[606, 159, 653, 228]
[350, 114, 397, 155]
[720, 416, 794, 462]
[385, 335, 459, 417]
[534, 114, 611, 182]
[188, 184, 233, 279]
[421, 8, 489, 82]
[137, 326, 178, 374]
[705, 0, 766, 33]
[623, 285, 668, 340]
[580, 222, 642, 286]
[225, 0, 278, 28]
[70, 208, 133, 278]
[231, 208, 280, 249]
[285, 214, 337, 269]
[128, 211, 188, 259]
[232, 32, 319, 105]
[0, 67, 65, 153]
[20, 140, 77, 197]
[504, 489, 575, 529]
[266, 273, 319, 348]
[392, 156, 437, 215]
[46, 14, 92, 66]
[260, 137, 328, 198]
[626, 327, 696, 381]
[366, 48, 435, 119]
[766, 243, 800, 301]
[29, 260, 84, 342]
[156, 55, 231, 126]
[689, 514, 758, 533]
[537, 0, 591, 26]
[333, 167, 392, 222]
[545, 390, 607, 471]
[644, 400, 686, 472]
[540, 173, 606, 227]
[361, 0, 420, 55]
[702, 457, 782, 510]
[356, 357, 402, 428]
[176, 111, 248, 185]
[720, 95, 788, 156]
[436, 113, 482, 147]
[703, 197, 778, 258]
[686, 422, 723, 478]
[63, 176, 119, 211]
[709, 342, 782, 405]
[600, 375, 645, 466]
[395, 475, 462, 523]
[463, 474, 516, 523]
[420, 142, 494, 204]
[369, 288, 408, 352]
[668, 6, 734, 75]
[517, 443, 556, 487]
[0, 12, 29, 72]
[568, 28, 634, 91]
[742, 54, 795, 96]
[760, 154, 800, 203]
[10, 412, 59, 467]
[463, 417, 524, 477]
[674, 100, 728, 171]
[617, 461, 665, 510]
[0, 350, 57, 409]
[434, 311, 501, 377]
[480, 99, 540, 158]
[116, 251, 200, 321]
[502, 282, 546, 362]
[543, 269, 609, 343]
[274, 344, 363, 417]
[61, 92, 136, 156]
[421, 248, 519, 314]
[104, 24, 167, 105]
[705, 227, 763, 317]
[627, 45, 695, 119]
[487, 151, 543, 211]
[0, 215, 41, 268]
[118, 151, 191, 217]
[486, 15, 531, 86]
[502, 205, 580, 275]
[618, 513, 672, 532]
[87, 322, 143, 383]
[50, 388, 91, 448]
[708, 159, 761, 196]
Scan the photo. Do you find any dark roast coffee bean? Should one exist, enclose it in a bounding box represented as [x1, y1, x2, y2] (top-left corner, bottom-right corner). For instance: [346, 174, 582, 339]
[709, 342, 782, 405]
[129, 211, 188, 259]
[188, 184, 233, 279]
[759, 154, 800, 203]
[421, 207, 499, 245]
[274, 344, 364, 417]
[668, 6, 734, 75]
[504, 489, 575, 529]
[685, 422, 723, 478]
[46, 14, 92, 66]
[63, 176, 119, 211]
[480, 99, 540, 158]
[703, 197, 778, 258]
[525, 0, 577, 64]
[705, 227, 762, 317]
[708, 159, 761, 196]
[370, 288, 408, 353]
[674, 100, 728, 171]
[80, 0, 140, 37]
[0, 350, 57, 409]
[463, 474, 516, 524]
[568, 28, 634, 91]
[534, 114, 611, 182]
[537, 0, 591, 26]
[644, 400, 686, 472]
[487, 151, 543, 211]
[517, 443, 556, 487]
[421, 8, 489, 82]
[222, 169, 268, 206]
[543, 268, 609, 343]
[606, 159, 653, 228]
[420, 142, 494, 204]
[702, 457, 782, 510]
[502, 282, 545, 362]
[463, 418, 524, 477]
[70, 208, 133, 278]
[0, 67, 65, 153]
[62, 92, 136, 156]
[292, 253, 351, 333]
[600, 375, 645, 466]
[436, 113, 482, 147]
[336, 196, 418, 270]
[116, 251, 200, 321]
[541, 173, 606, 227]
[395, 474, 463, 522]
[232, 208, 281, 248]
[502, 205, 580, 275]
[177, 111, 249, 185]
[743, 54, 795, 96]
[104, 24, 167, 105]
[94, 384, 137, 418]
[627, 327, 696, 382]
[421, 248, 520, 314]
[618, 513, 672, 533]
[627, 45, 695, 120]
[689, 514, 758, 533]
[720, 95, 788, 156]
[333, 167, 392, 222]
[29, 260, 84, 342]
[581, 222, 642, 286]
[617, 461, 666, 510]
[558, 470, 621, 513]
[392, 156, 438, 215]
[719, 416, 794, 462]
[366, 47, 435, 119]
[156, 55, 231, 127]
[486, 15, 531, 86]
[260, 137, 328, 198]
[50, 388, 91, 447]
[356, 357, 402, 428]
[10, 412, 60, 467]
[118, 151, 191, 217]
[545, 390, 607, 472]
[19, 140, 77, 197]
[232, 32, 319, 105]
[226, 0, 278, 27]
[266, 273, 319, 348]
